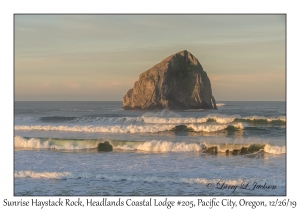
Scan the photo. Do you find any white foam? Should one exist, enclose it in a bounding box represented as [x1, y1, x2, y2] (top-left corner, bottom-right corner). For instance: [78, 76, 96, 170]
[187, 121, 246, 132]
[15, 170, 284, 187]
[143, 114, 240, 124]
[15, 137, 207, 152]
[14, 124, 175, 133]
[232, 122, 245, 129]
[207, 114, 240, 124]
[142, 116, 208, 124]
[15, 136, 50, 149]
[115, 141, 257, 153]
[135, 140, 204, 152]
[216, 103, 226, 107]
[14, 170, 70, 179]
[192, 178, 246, 186]
[264, 144, 286, 154]
[13, 170, 243, 185]
[188, 124, 228, 132]
[14, 136, 99, 150]
[15, 136, 285, 155]
[243, 116, 286, 122]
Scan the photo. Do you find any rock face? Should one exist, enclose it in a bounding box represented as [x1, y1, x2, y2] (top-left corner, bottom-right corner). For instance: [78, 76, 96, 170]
[123, 50, 217, 110]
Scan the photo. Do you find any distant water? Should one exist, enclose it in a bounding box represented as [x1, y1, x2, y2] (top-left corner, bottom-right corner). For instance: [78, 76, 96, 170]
[14, 101, 286, 196]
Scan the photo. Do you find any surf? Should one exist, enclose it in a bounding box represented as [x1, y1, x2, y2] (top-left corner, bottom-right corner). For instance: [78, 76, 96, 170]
[15, 114, 286, 125]
[14, 170, 286, 188]
[14, 136, 285, 155]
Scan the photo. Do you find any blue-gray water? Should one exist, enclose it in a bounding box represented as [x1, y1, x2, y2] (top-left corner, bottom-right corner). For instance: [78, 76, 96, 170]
[14, 101, 286, 196]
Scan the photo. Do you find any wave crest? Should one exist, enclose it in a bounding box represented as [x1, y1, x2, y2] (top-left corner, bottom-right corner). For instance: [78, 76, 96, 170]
[14, 124, 175, 133]
[187, 124, 228, 132]
[142, 116, 208, 124]
[135, 140, 204, 152]
[14, 170, 285, 187]
[15, 122, 246, 133]
[14, 170, 70, 179]
[264, 144, 286, 154]
[14, 136, 100, 150]
[15, 137, 285, 155]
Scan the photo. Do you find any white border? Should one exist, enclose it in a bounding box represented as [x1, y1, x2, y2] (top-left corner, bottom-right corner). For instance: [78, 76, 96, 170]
[2, 0, 299, 209]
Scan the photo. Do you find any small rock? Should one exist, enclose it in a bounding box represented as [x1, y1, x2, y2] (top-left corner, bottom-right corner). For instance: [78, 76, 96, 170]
[240, 147, 249, 155]
[232, 149, 241, 155]
[204, 146, 218, 155]
[97, 141, 113, 152]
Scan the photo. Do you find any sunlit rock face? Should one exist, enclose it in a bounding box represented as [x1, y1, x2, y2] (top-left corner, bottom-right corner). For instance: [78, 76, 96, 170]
[123, 50, 217, 110]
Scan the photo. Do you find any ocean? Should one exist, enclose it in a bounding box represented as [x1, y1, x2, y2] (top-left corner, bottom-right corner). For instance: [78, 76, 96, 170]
[14, 101, 286, 196]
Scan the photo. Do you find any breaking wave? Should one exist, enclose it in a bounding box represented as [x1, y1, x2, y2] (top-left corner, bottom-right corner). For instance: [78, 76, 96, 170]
[142, 116, 208, 124]
[242, 115, 286, 122]
[264, 144, 286, 154]
[15, 136, 285, 154]
[15, 114, 285, 125]
[14, 136, 100, 150]
[14, 171, 70, 179]
[14, 124, 175, 133]
[14, 170, 285, 187]
[14, 122, 247, 133]
[187, 123, 244, 132]
[142, 114, 285, 124]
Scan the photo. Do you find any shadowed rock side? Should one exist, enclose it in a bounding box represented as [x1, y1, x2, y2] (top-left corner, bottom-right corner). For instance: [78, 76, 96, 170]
[97, 141, 113, 152]
[123, 50, 217, 110]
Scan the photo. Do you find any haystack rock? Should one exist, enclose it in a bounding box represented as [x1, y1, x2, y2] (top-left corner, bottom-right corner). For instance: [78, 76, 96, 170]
[123, 50, 217, 110]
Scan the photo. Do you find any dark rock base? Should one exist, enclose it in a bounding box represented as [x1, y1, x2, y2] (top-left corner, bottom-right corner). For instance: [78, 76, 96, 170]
[97, 141, 113, 152]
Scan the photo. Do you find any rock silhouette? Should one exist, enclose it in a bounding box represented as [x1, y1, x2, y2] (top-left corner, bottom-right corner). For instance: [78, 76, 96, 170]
[123, 50, 217, 110]
[97, 141, 113, 152]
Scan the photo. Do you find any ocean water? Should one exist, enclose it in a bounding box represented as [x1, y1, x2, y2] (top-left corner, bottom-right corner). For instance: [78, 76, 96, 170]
[14, 101, 286, 196]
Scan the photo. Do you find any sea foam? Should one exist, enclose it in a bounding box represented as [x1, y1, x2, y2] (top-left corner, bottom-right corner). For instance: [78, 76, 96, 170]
[264, 144, 286, 154]
[14, 124, 175, 133]
[14, 136, 100, 150]
[15, 122, 245, 133]
[14, 170, 285, 187]
[14, 170, 70, 179]
[15, 137, 285, 154]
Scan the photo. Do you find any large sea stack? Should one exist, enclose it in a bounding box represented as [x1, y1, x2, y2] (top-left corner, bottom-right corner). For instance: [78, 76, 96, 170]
[123, 50, 217, 110]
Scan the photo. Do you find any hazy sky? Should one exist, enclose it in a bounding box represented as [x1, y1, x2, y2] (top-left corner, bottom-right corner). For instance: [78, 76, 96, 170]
[15, 14, 285, 101]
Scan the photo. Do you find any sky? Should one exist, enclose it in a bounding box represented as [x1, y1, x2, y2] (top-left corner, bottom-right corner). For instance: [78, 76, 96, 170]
[14, 14, 286, 101]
